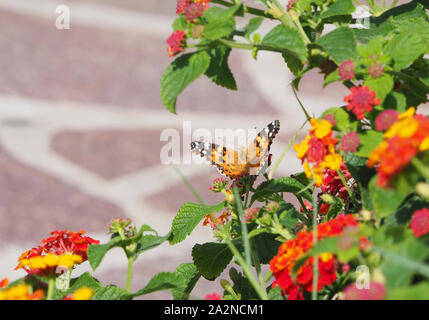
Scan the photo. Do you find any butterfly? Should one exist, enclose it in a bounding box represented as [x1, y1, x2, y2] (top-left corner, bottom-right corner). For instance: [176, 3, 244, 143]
[190, 120, 280, 179]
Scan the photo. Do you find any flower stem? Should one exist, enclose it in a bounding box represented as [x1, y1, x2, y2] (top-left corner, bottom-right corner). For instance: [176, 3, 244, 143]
[126, 256, 135, 293]
[233, 187, 251, 268]
[211, 0, 274, 18]
[336, 169, 359, 209]
[46, 277, 56, 300]
[411, 157, 429, 179]
[311, 193, 318, 300]
[224, 238, 268, 300]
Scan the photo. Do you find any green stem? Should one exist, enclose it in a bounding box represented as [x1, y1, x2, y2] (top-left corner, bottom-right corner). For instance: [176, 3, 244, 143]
[211, 0, 274, 19]
[336, 169, 359, 209]
[311, 193, 318, 300]
[173, 166, 205, 205]
[46, 277, 56, 300]
[233, 187, 251, 268]
[126, 256, 135, 293]
[224, 238, 268, 300]
[411, 157, 429, 179]
[218, 38, 284, 53]
[292, 85, 312, 121]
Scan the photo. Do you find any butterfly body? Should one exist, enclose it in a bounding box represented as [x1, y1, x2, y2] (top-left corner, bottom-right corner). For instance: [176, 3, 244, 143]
[191, 120, 280, 179]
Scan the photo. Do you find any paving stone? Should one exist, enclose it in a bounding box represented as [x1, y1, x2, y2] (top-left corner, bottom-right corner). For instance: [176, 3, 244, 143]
[0, 10, 277, 115]
[52, 129, 169, 180]
[0, 143, 124, 243]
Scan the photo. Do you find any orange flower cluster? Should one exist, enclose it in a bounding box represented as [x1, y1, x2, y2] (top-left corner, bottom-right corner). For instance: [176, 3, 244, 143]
[16, 230, 99, 276]
[368, 108, 429, 187]
[294, 118, 343, 186]
[270, 214, 358, 300]
[0, 282, 44, 300]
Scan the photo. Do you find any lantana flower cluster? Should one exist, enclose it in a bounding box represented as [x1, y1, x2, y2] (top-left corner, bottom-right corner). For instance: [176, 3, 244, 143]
[15, 230, 99, 276]
[167, 0, 212, 57]
[294, 118, 342, 186]
[344, 85, 381, 120]
[367, 107, 429, 187]
[269, 214, 359, 300]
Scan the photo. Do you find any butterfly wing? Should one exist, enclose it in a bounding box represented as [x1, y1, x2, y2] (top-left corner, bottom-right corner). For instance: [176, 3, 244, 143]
[190, 142, 248, 179]
[246, 120, 280, 175]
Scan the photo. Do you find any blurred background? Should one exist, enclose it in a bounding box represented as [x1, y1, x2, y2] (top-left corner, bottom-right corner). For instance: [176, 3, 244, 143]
[0, 0, 426, 298]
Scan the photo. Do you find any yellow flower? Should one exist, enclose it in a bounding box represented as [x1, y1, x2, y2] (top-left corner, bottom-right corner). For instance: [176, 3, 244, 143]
[320, 253, 334, 262]
[397, 107, 415, 120]
[310, 118, 332, 139]
[71, 287, 94, 300]
[384, 117, 419, 139]
[303, 161, 312, 179]
[420, 137, 429, 152]
[293, 135, 310, 159]
[19, 254, 83, 271]
[323, 153, 343, 171]
[0, 284, 44, 300]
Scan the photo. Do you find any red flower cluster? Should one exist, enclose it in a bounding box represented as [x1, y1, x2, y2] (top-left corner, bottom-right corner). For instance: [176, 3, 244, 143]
[368, 108, 429, 187]
[166, 30, 187, 58]
[375, 110, 399, 131]
[344, 85, 380, 120]
[204, 292, 221, 300]
[176, 0, 210, 20]
[16, 230, 99, 275]
[321, 163, 352, 202]
[339, 60, 355, 81]
[41, 230, 99, 261]
[270, 214, 359, 300]
[410, 208, 429, 237]
[340, 132, 360, 153]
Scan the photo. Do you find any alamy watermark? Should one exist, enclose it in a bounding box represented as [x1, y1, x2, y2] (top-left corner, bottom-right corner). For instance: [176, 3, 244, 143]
[56, 5, 71, 30]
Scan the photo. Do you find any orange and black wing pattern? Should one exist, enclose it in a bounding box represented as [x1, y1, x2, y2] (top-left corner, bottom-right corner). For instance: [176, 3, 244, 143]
[190, 120, 280, 179]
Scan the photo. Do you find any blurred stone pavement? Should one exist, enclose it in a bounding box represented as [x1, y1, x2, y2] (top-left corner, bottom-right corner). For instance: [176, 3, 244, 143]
[0, 0, 426, 299]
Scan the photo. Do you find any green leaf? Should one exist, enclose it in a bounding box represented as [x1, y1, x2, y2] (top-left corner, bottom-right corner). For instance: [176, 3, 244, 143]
[92, 285, 130, 300]
[320, 0, 355, 19]
[192, 242, 233, 280]
[323, 69, 340, 87]
[383, 92, 407, 112]
[229, 269, 259, 299]
[326, 196, 344, 220]
[363, 74, 394, 103]
[160, 51, 211, 114]
[87, 238, 127, 271]
[172, 16, 189, 31]
[131, 272, 184, 297]
[243, 17, 264, 39]
[169, 201, 225, 244]
[267, 286, 284, 300]
[369, 176, 407, 219]
[136, 233, 169, 255]
[279, 202, 301, 233]
[88, 224, 160, 270]
[68, 272, 102, 292]
[385, 32, 428, 71]
[172, 263, 201, 300]
[250, 177, 313, 204]
[389, 283, 429, 300]
[203, 5, 241, 40]
[316, 27, 357, 64]
[252, 233, 282, 264]
[262, 24, 307, 66]
[356, 130, 383, 158]
[261, 24, 308, 73]
[375, 236, 429, 290]
[205, 46, 237, 90]
[344, 152, 375, 188]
